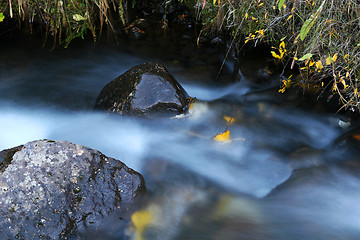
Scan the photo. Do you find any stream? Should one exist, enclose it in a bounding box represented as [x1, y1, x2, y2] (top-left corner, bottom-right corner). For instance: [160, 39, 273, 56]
[1, 30, 360, 240]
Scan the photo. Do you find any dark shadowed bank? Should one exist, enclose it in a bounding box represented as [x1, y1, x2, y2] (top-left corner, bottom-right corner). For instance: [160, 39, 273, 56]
[195, 0, 360, 114]
[0, 0, 359, 113]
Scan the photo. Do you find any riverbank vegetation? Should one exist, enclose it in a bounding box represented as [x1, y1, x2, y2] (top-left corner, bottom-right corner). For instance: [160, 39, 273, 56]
[194, 0, 360, 113]
[0, 0, 359, 113]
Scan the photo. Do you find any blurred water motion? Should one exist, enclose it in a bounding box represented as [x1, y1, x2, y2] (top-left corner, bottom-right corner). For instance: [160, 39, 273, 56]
[1, 36, 359, 239]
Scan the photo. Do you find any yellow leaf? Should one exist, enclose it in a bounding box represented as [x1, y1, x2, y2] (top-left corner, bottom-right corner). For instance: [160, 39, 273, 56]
[286, 15, 293, 21]
[284, 78, 292, 88]
[326, 53, 337, 65]
[224, 116, 235, 124]
[332, 53, 338, 62]
[73, 14, 86, 21]
[346, 72, 349, 78]
[332, 82, 337, 92]
[279, 41, 286, 51]
[131, 209, 154, 240]
[213, 0, 216, 4]
[340, 77, 348, 89]
[326, 56, 332, 65]
[245, 13, 248, 19]
[213, 130, 230, 142]
[258, 3, 264, 7]
[188, 97, 197, 110]
[271, 51, 282, 59]
[315, 60, 323, 71]
[257, 102, 266, 113]
[344, 54, 349, 60]
[278, 87, 286, 93]
[256, 29, 264, 36]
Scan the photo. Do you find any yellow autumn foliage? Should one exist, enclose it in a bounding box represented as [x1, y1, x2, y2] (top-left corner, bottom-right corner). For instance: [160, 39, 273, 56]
[213, 130, 231, 142]
[131, 209, 154, 240]
[271, 41, 286, 59]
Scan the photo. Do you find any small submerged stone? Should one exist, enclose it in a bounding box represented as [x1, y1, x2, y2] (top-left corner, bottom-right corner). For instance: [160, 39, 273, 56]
[0, 139, 145, 239]
[94, 62, 191, 116]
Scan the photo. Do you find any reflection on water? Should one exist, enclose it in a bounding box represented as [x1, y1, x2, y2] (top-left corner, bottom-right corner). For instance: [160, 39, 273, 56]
[1, 34, 360, 239]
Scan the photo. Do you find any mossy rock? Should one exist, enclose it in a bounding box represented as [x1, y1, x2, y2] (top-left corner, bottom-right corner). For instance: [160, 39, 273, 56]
[94, 62, 190, 116]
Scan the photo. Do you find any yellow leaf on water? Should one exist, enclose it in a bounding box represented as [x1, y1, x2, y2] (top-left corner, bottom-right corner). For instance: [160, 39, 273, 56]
[213, 130, 230, 142]
[224, 116, 233, 123]
[224, 116, 237, 125]
[131, 209, 154, 240]
[257, 102, 266, 113]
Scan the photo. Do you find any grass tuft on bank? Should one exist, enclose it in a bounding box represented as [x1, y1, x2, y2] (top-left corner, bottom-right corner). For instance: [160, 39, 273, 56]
[0, 0, 126, 47]
[193, 0, 360, 112]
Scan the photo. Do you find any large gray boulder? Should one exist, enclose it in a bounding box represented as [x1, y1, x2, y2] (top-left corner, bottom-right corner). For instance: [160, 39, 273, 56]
[0, 140, 145, 239]
[94, 62, 190, 116]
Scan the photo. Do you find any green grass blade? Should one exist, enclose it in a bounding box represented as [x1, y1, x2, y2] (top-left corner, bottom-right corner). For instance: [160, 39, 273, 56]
[278, 0, 286, 11]
[300, 0, 327, 41]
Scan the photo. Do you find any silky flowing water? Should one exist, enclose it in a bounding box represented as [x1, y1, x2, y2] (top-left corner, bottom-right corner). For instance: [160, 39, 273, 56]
[1, 32, 360, 240]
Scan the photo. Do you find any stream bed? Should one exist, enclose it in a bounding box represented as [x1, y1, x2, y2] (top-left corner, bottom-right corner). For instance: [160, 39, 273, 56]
[1, 31, 360, 240]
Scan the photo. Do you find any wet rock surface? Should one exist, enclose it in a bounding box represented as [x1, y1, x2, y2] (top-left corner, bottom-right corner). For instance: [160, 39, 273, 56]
[0, 140, 145, 239]
[94, 62, 190, 116]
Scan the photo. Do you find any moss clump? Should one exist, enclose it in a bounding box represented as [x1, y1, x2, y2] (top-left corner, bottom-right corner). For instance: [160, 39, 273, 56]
[192, 0, 360, 112]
